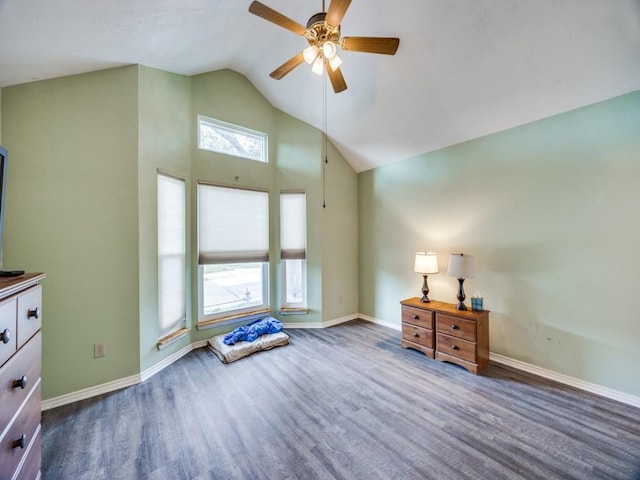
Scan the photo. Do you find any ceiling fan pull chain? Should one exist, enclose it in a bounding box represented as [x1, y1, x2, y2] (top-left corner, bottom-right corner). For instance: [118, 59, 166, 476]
[322, 73, 328, 209]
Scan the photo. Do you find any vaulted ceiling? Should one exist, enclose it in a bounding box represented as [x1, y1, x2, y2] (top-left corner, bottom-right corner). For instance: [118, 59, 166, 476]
[1, 0, 639, 172]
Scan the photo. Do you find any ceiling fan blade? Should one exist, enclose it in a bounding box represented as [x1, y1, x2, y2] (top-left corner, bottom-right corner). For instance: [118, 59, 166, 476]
[270, 52, 305, 80]
[341, 36, 400, 55]
[249, 1, 306, 36]
[326, 0, 352, 26]
[326, 62, 348, 93]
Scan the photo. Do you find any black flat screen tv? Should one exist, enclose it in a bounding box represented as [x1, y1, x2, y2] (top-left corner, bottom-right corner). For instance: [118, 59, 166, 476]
[0, 144, 7, 267]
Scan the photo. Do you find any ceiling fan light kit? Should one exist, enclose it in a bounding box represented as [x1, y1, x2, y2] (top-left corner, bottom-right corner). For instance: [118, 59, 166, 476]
[248, 0, 400, 93]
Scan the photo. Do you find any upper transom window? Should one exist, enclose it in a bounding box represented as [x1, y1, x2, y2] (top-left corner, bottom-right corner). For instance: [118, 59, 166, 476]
[197, 115, 268, 163]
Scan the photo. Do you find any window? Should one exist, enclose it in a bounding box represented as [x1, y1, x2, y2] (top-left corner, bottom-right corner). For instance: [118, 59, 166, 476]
[157, 172, 186, 338]
[280, 191, 307, 310]
[197, 183, 270, 321]
[197, 115, 268, 163]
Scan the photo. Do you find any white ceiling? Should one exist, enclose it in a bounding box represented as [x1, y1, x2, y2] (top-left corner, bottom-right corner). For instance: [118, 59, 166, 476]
[1, 0, 639, 172]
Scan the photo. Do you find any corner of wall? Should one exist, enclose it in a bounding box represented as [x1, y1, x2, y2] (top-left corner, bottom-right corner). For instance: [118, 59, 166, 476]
[321, 139, 359, 323]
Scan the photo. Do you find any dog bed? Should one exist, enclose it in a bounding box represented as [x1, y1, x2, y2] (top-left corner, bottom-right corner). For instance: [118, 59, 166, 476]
[208, 331, 289, 364]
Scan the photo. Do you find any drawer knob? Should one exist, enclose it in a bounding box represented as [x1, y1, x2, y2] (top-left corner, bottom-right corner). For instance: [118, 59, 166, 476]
[413, 332, 419, 338]
[451, 324, 459, 330]
[452, 345, 460, 351]
[13, 434, 27, 449]
[412, 314, 419, 320]
[28, 307, 41, 319]
[0, 328, 10, 344]
[13, 376, 28, 389]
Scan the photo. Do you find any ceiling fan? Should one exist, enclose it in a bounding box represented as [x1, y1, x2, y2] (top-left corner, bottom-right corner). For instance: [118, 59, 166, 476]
[248, 0, 400, 93]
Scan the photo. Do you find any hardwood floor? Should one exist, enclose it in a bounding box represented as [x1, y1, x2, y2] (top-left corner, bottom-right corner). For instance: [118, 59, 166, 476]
[42, 320, 640, 479]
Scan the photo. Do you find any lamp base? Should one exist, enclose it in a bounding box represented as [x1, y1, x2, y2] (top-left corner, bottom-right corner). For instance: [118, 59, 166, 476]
[420, 274, 430, 303]
[456, 277, 467, 310]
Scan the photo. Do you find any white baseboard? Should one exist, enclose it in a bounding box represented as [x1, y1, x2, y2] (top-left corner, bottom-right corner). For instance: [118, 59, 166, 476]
[357, 314, 640, 409]
[41, 373, 142, 411]
[282, 313, 358, 329]
[489, 353, 640, 409]
[358, 313, 401, 331]
[42, 315, 640, 411]
[140, 344, 196, 382]
[43, 342, 208, 411]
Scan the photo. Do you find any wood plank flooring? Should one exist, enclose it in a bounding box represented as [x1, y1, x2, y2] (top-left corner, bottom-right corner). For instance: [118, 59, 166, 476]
[42, 320, 640, 479]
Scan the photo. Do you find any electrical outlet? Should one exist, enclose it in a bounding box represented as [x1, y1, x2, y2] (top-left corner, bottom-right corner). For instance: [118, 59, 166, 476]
[94, 342, 106, 358]
[339, 295, 343, 304]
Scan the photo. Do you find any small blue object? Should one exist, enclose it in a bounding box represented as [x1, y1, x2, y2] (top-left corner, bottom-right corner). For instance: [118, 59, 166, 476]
[471, 297, 483, 311]
[223, 317, 284, 345]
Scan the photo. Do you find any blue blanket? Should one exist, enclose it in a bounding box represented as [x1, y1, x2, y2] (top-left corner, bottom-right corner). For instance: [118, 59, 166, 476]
[223, 317, 284, 345]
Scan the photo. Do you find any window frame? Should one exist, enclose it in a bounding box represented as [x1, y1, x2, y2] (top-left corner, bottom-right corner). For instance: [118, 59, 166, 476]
[280, 190, 308, 312]
[281, 259, 308, 311]
[197, 114, 268, 163]
[157, 170, 187, 340]
[197, 182, 271, 324]
[198, 262, 270, 323]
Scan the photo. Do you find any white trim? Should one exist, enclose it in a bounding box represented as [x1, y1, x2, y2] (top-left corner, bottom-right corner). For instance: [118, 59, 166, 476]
[42, 316, 640, 412]
[192, 339, 209, 349]
[358, 313, 401, 331]
[197, 114, 268, 163]
[358, 315, 640, 409]
[141, 344, 194, 382]
[283, 313, 358, 329]
[490, 353, 640, 409]
[41, 341, 210, 411]
[323, 313, 359, 327]
[282, 321, 324, 329]
[41, 373, 142, 411]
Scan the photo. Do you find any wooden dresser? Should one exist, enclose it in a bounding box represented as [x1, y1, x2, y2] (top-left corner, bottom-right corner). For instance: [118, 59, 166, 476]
[400, 297, 489, 374]
[0, 273, 45, 480]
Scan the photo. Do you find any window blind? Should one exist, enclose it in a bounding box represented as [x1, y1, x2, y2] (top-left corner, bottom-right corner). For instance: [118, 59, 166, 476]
[280, 191, 306, 260]
[198, 183, 269, 264]
[157, 173, 186, 338]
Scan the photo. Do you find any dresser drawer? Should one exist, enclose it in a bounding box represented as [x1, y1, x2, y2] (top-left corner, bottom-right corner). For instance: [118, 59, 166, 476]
[436, 333, 476, 363]
[436, 314, 476, 342]
[402, 323, 434, 349]
[15, 425, 41, 480]
[0, 297, 17, 367]
[17, 286, 42, 350]
[401, 306, 434, 329]
[0, 381, 41, 477]
[0, 332, 42, 430]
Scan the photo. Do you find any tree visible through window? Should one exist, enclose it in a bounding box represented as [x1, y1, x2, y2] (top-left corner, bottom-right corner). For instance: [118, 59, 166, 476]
[198, 115, 267, 163]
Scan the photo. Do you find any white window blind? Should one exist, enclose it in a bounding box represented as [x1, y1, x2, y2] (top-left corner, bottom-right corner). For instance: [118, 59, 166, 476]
[280, 191, 306, 260]
[157, 173, 186, 338]
[198, 183, 269, 264]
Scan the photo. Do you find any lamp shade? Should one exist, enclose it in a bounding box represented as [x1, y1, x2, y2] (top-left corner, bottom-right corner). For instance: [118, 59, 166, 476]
[447, 253, 476, 279]
[414, 252, 439, 274]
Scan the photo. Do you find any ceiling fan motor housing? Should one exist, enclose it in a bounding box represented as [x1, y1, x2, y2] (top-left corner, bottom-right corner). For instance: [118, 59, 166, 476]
[305, 12, 340, 46]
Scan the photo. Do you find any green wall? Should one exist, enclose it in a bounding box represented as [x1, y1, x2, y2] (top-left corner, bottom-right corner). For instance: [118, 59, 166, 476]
[273, 109, 324, 325]
[322, 140, 358, 321]
[2, 67, 141, 398]
[358, 90, 640, 396]
[1, 66, 358, 399]
[137, 66, 192, 371]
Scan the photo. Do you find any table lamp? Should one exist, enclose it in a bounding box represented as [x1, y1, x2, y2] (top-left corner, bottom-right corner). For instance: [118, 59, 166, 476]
[447, 253, 476, 310]
[414, 252, 439, 302]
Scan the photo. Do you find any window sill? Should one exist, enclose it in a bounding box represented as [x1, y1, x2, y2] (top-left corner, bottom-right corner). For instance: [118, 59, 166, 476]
[197, 308, 272, 330]
[157, 327, 190, 351]
[279, 308, 309, 315]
